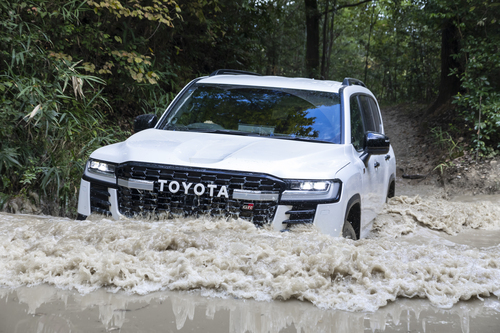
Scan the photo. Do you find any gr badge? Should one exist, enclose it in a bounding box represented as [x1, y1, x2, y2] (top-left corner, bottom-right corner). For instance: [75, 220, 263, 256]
[242, 203, 254, 210]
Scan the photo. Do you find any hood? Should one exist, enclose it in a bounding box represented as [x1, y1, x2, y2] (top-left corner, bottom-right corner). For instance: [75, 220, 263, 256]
[90, 129, 351, 179]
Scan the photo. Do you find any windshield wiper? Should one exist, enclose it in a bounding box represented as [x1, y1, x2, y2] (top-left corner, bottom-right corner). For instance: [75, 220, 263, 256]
[164, 124, 189, 131]
[269, 135, 332, 144]
[198, 129, 261, 136]
[167, 127, 261, 137]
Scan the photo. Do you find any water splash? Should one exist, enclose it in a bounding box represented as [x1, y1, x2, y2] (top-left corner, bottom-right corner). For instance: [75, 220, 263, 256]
[1, 195, 500, 312]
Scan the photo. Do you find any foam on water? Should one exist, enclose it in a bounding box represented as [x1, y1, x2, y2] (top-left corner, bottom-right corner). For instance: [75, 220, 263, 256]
[1, 195, 500, 312]
[373, 195, 500, 237]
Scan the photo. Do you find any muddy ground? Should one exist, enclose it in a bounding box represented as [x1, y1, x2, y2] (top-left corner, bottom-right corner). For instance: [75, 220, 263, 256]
[381, 104, 500, 198]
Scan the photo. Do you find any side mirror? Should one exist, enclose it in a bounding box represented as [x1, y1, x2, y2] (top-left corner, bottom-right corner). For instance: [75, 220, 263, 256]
[134, 114, 158, 133]
[364, 132, 390, 155]
[360, 132, 390, 164]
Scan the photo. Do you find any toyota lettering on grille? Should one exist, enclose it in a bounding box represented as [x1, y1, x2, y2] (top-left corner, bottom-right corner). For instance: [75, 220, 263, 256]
[158, 180, 229, 198]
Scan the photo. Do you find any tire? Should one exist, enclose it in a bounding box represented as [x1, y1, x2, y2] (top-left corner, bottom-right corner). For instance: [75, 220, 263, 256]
[342, 220, 357, 240]
[387, 177, 395, 201]
[343, 196, 360, 240]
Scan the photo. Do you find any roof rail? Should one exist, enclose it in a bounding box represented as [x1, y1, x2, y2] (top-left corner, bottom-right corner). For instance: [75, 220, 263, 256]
[209, 69, 261, 77]
[342, 78, 367, 88]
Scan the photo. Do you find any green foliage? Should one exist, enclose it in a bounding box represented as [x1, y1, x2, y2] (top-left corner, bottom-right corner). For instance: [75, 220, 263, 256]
[445, 0, 500, 157]
[87, 0, 181, 27]
[0, 0, 127, 216]
[453, 40, 500, 157]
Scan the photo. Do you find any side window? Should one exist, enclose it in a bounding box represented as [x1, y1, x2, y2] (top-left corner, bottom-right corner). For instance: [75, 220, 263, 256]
[358, 95, 377, 132]
[368, 97, 382, 133]
[350, 95, 364, 151]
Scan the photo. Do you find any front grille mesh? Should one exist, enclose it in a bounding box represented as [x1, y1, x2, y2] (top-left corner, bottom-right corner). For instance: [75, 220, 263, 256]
[115, 163, 285, 225]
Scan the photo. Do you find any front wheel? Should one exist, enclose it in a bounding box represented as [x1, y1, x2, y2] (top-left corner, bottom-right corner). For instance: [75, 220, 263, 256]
[342, 221, 357, 240]
[343, 196, 361, 240]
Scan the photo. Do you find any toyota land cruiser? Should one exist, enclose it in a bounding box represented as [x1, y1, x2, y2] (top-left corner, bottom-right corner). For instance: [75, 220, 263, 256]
[77, 70, 396, 239]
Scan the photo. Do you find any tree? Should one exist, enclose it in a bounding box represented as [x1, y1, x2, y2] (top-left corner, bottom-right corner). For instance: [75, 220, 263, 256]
[305, 0, 320, 78]
[424, 2, 463, 117]
[421, 0, 500, 155]
[305, 0, 374, 79]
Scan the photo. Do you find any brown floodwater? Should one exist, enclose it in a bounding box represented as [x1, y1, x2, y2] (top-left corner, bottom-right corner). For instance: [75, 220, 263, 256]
[1, 189, 500, 332]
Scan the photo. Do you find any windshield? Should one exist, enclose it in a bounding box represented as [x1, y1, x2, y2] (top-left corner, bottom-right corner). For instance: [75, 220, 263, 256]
[160, 83, 342, 143]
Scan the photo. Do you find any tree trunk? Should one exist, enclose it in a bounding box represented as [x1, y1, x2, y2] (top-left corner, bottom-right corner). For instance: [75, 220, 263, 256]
[364, 5, 376, 83]
[325, 0, 337, 78]
[425, 19, 462, 117]
[320, 0, 329, 79]
[305, 0, 320, 78]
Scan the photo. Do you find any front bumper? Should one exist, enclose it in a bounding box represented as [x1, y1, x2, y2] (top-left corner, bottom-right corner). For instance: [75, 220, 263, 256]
[77, 178, 345, 237]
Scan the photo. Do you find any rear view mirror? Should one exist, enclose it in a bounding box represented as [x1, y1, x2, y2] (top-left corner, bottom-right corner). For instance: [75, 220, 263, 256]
[134, 114, 158, 133]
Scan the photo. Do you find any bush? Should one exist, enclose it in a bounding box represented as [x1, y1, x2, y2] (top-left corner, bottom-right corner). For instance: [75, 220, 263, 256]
[0, 1, 127, 216]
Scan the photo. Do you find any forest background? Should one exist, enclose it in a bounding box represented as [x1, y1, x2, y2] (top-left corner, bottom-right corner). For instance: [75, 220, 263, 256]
[0, 0, 499, 217]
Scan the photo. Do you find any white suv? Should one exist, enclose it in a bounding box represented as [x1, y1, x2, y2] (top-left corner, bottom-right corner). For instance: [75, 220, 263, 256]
[77, 70, 396, 239]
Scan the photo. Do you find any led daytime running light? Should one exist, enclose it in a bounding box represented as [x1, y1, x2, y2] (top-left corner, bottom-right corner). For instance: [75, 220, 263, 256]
[85, 159, 117, 184]
[289, 181, 330, 191]
[89, 160, 115, 174]
[282, 180, 341, 202]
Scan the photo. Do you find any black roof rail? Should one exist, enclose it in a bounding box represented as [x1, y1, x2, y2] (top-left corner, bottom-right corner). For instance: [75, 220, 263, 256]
[342, 78, 367, 88]
[209, 69, 261, 77]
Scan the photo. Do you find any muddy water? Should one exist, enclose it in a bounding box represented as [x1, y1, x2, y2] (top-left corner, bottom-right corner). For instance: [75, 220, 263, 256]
[1, 192, 500, 332]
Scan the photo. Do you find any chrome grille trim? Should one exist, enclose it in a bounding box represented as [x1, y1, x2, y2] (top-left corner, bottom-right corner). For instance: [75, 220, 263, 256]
[232, 189, 279, 201]
[117, 178, 154, 191]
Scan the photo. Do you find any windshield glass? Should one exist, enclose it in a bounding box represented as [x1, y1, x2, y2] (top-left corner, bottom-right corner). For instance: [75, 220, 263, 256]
[160, 83, 342, 143]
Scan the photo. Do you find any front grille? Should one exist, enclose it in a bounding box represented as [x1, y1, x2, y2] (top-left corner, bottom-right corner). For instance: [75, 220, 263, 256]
[283, 203, 317, 226]
[90, 183, 111, 216]
[115, 163, 285, 225]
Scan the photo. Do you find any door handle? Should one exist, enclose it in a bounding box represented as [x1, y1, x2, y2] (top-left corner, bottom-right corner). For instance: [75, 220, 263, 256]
[374, 162, 380, 168]
[385, 155, 391, 161]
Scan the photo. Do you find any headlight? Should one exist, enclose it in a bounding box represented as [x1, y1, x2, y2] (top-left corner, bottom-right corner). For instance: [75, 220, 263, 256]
[89, 160, 116, 173]
[288, 180, 330, 191]
[84, 159, 117, 183]
[280, 180, 341, 202]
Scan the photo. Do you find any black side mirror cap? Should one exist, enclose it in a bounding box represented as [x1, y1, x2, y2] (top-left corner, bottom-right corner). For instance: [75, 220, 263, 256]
[360, 132, 390, 164]
[134, 114, 158, 133]
[365, 132, 390, 155]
